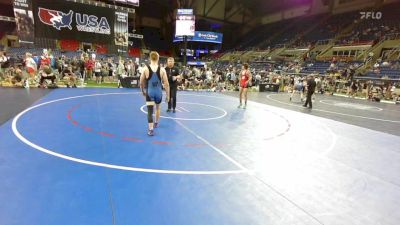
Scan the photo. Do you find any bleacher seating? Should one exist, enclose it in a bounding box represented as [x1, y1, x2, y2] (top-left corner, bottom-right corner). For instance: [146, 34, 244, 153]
[381, 67, 400, 79]
[235, 20, 288, 50]
[6, 47, 122, 62]
[2, 1, 398, 82]
[225, 2, 400, 51]
[364, 61, 400, 79]
[7, 47, 45, 57]
[303, 11, 358, 43]
[213, 61, 231, 71]
[336, 3, 400, 45]
[300, 61, 331, 74]
[267, 14, 326, 48]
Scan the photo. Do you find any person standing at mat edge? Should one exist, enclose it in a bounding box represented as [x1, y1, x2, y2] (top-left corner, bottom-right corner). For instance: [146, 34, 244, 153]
[303, 75, 316, 109]
[238, 63, 252, 109]
[165, 57, 181, 113]
[140, 51, 170, 136]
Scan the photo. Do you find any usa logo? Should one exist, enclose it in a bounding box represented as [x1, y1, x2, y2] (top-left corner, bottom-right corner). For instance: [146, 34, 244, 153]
[38, 7, 73, 30]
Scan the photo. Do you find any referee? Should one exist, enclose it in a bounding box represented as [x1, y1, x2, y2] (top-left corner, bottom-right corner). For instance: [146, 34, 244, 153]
[166, 57, 180, 113]
[303, 75, 316, 109]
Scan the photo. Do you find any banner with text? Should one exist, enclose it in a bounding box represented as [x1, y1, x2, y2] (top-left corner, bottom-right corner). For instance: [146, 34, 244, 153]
[13, 0, 35, 44]
[114, 11, 128, 47]
[32, 0, 114, 44]
[174, 31, 223, 44]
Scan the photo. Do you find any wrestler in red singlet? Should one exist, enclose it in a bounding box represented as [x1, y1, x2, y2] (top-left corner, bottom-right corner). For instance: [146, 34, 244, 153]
[238, 63, 252, 109]
[240, 69, 250, 88]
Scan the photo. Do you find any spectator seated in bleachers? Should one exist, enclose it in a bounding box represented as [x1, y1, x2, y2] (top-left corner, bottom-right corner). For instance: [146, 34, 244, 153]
[364, 60, 400, 79]
[0, 66, 26, 88]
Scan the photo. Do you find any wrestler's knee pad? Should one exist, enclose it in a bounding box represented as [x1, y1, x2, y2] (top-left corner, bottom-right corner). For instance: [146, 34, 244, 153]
[147, 105, 154, 123]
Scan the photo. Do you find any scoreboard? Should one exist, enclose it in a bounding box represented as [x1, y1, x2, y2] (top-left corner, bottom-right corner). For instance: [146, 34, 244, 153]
[114, 0, 139, 7]
[175, 9, 195, 37]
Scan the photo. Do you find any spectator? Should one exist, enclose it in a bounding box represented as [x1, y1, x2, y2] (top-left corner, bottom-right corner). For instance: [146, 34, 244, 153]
[116, 60, 125, 88]
[84, 56, 94, 80]
[0, 51, 10, 74]
[127, 60, 135, 77]
[40, 49, 51, 69]
[62, 65, 77, 88]
[255, 73, 262, 87]
[94, 59, 102, 84]
[24, 52, 37, 79]
[137, 63, 145, 77]
[56, 56, 64, 73]
[107, 58, 115, 82]
[101, 62, 109, 83]
[10, 67, 26, 88]
[349, 80, 358, 98]
[38, 65, 56, 88]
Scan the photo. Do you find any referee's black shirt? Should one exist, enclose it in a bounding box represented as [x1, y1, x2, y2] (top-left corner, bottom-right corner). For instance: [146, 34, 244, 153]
[166, 66, 180, 87]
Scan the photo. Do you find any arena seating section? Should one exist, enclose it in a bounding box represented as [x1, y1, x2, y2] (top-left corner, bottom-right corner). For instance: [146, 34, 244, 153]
[364, 61, 400, 79]
[1, 2, 399, 79]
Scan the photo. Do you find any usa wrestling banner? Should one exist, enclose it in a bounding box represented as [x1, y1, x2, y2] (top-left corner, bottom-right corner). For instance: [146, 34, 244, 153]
[32, 0, 115, 44]
[13, 0, 35, 44]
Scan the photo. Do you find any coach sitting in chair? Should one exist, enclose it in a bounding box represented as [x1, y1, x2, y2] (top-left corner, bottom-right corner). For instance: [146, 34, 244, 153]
[38, 65, 56, 88]
[62, 65, 77, 88]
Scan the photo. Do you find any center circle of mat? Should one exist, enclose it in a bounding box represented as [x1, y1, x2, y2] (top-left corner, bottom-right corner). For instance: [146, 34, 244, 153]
[139, 102, 228, 120]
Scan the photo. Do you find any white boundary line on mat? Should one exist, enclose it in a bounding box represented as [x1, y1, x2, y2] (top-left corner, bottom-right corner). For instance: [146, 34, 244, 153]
[139, 102, 227, 121]
[266, 94, 400, 123]
[318, 99, 383, 111]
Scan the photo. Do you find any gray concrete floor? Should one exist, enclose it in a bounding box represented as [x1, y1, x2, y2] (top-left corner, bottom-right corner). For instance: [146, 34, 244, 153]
[0, 87, 52, 125]
[223, 91, 400, 136]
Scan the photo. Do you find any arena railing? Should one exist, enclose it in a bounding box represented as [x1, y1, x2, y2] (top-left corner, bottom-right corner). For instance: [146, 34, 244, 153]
[354, 76, 400, 82]
[280, 72, 322, 77]
[385, 33, 400, 41]
[316, 39, 333, 46]
[274, 44, 287, 49]
[281, 71, 400, 82]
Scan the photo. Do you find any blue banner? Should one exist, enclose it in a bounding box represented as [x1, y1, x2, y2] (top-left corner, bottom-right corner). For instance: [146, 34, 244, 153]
[174, 31, 223, 44]
[187, 61, 206, 66]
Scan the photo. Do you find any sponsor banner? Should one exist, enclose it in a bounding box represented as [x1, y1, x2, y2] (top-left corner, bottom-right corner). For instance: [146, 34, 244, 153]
[114, 11, 128, 47]
[33, 0, 114, 44]
[13, 0, 35, 44]
[187, 61, 206, 66]
[174, 31, 223, 44]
